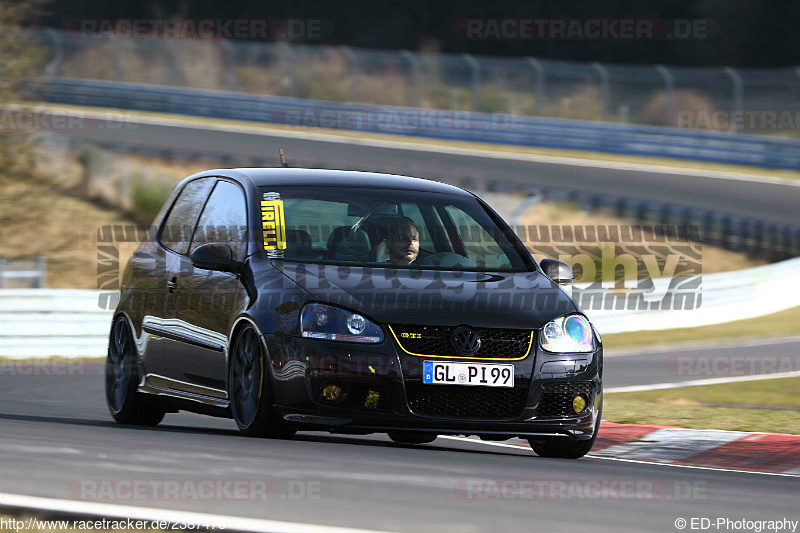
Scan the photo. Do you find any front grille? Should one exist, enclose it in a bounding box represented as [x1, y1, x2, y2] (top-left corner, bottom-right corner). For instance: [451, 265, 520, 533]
[391, 324, 533, 359]
[404, 379, 530, 419]
[537, 382, 595, 418]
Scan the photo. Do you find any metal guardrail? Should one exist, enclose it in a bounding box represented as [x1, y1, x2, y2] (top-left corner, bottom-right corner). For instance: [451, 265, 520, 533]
[584, 255, 800, 334]
[29, 78, 800, 170]
[0, 289, 111, 357]
[2, 256, 799, 357]
[0, 258, 47, 288]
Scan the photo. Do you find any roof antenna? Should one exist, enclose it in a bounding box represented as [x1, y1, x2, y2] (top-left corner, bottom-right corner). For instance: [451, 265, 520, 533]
[279, 148, 288, 168]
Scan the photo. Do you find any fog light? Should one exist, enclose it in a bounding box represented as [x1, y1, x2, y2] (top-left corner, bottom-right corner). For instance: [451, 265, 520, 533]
[322, 383, 344, 402]
[572, 394, 588, 414]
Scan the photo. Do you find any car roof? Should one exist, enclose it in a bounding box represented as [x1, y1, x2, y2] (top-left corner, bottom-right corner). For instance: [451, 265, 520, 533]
[213, 168, 474, 196]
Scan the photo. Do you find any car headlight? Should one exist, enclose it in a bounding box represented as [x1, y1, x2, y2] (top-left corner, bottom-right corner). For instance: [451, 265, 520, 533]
[540, 314, 595, 353]
[300, 303, 384, 343]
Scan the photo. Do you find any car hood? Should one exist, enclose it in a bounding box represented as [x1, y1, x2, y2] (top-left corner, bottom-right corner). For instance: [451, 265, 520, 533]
[273, 262, 578, 329]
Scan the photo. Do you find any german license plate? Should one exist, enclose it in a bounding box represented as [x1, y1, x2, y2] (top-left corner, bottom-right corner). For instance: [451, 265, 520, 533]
[422, 361, 514, 388]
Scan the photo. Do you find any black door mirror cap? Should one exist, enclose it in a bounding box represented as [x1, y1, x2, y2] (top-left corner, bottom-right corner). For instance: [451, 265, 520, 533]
[191, 243, 241, 273]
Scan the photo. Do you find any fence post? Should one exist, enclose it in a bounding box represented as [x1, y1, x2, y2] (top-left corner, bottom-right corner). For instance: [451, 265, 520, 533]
[277, 42, 297, 97]
[655, 65, 675, 126]
[462, 54, 480, 111]
[164, 39, 182, 86]
[527, 58, 545, 116]
[44, 28, 63, 78]
[221, 40, 237, 91]
[287, 44, 297, 98]
[401, 50, 420, 107]
[591, 62, 609, 121]
[341, 46, 359, 102]
[111, 37, 122, 81]
[724, 67, 743, 133]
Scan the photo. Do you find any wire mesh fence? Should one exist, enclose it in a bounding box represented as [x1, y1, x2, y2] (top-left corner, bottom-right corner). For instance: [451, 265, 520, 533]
[35, 29, 800, 135]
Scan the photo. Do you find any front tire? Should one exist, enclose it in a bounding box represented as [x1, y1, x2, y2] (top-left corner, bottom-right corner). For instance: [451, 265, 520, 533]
[229, 324, 295, 439]
[105, 316, 164, 426]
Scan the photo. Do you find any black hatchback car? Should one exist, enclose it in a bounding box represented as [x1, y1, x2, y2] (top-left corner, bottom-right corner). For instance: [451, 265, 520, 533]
[107, 168, 603, 458]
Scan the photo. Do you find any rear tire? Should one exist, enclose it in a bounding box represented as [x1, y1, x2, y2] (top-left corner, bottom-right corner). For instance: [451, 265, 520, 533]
[105, 316, 165, 426]
[529, 398, 602, 459]
[388, 432, 438, 445]
[229, 324, 296, 439]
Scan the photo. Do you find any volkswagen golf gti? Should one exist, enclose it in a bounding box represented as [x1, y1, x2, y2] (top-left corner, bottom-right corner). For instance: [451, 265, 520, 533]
[106, 168, 603, 458]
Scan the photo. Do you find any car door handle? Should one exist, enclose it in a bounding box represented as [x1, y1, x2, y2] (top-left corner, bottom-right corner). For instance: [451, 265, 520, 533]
[167, 277, 178, 294]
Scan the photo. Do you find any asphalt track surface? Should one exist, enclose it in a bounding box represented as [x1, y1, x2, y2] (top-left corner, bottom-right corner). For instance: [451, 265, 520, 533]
[2, 340, 799, 533]
[603, 337, 800, 390]
[53, 114, 800, 226]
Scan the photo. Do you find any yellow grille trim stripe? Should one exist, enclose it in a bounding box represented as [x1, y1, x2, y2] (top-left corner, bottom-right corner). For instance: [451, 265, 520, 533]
[387, 325, 534, 361]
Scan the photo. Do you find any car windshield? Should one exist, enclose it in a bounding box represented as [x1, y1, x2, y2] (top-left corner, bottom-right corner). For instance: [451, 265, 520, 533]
[258, 186, 532, 272]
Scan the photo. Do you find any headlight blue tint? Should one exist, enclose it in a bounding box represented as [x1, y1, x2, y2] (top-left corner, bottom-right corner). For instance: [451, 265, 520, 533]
[565, 315, 592, 345]
[300, 303, 384, 343]
[539, 315, 595, 353]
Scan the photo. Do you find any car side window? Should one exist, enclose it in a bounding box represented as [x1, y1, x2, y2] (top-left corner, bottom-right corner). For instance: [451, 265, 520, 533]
[189, 181, 248, 259]
[160, 178, 215, 255]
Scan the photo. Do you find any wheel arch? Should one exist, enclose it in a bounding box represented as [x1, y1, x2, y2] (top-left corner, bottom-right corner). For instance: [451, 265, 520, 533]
[226, 315, 274, 387]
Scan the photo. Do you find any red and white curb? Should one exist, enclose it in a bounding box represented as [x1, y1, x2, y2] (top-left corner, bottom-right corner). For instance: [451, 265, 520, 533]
[458, 422, 800, 474]
[589, 422, 800, 474]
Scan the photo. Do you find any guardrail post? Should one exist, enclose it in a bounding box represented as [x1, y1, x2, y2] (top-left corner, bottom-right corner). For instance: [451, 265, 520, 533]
[655, 65, 675, 125]
[724, 67, 743, 133]
[401, 50, 420, 107]
[527, 58, 545, 115]
[591, 62, 610, 121]
[341, 46, 360, 102]
[36, 257, 46, 288]
[462, 54, 480, 111]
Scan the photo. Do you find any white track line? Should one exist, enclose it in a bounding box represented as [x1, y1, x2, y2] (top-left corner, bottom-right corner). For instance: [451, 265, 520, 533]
[439, 436, 800, 478]
[0, 492, 389, 533]
[585, 455, 800, 478]
[606, 370, 800, 393]
[23, 104, 800, 187]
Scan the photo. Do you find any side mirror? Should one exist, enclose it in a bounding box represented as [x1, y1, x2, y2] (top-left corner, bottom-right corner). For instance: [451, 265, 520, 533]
[191, 243, 241, 273]
[540, 258, 574, 296]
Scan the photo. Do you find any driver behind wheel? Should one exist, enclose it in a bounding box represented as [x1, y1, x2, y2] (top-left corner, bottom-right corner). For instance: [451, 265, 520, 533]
[381, 216, 420, 264]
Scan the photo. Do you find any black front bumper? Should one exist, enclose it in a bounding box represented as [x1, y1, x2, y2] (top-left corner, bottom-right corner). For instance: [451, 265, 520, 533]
[264, 333, 602, 440]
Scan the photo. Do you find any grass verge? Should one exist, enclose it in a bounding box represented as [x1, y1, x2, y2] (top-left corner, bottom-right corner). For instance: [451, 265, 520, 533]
[604, 377, 800, 434]
[602, 306, 800, 351]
